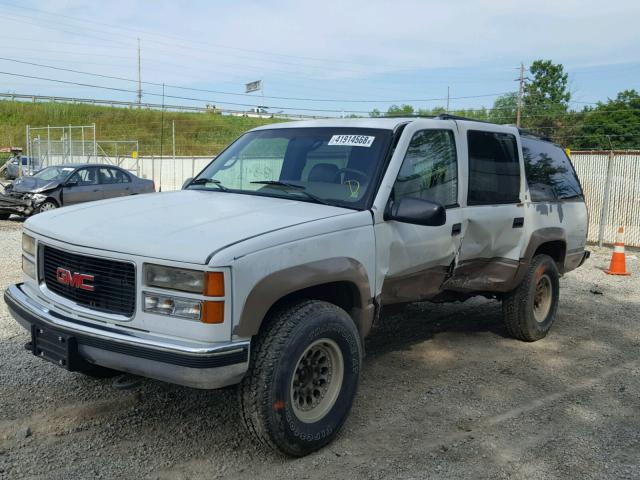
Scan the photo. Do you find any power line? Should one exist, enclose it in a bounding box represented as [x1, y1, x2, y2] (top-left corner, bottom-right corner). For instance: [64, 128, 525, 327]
[0, 1, 420, 71]
[0, 57, 513, 104]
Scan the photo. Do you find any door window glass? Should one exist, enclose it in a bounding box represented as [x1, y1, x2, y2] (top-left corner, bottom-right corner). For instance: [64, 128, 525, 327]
[98, 168, 117, 184]
[393, 129, 458, 207]
[110, 168, 130, 183]
[467, 130, 520, 205]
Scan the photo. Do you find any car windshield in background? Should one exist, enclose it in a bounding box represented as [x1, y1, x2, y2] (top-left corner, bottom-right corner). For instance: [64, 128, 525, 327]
[32, 166, 75, 182]
[190, 128, 393, 209]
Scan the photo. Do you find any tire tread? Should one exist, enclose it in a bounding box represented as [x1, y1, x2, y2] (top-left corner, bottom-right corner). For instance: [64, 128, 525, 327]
[238, 300, 349, 455]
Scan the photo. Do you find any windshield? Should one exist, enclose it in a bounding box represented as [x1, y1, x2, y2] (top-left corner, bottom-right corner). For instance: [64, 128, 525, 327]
[189, 127, 393, 209]
[32, 166, 75, 181]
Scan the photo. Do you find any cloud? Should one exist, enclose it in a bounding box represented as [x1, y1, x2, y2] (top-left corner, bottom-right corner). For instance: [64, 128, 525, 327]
[1, 0, 638, 109]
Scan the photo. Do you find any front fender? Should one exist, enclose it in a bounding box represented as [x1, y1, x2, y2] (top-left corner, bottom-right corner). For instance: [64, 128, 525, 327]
[234, 257, 373, 338]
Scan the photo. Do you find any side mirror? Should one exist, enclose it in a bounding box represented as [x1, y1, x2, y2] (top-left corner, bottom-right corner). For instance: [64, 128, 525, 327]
[64, 180, 78, 188]
[181, 177, 193, 190]
[384, 197, 446, 226]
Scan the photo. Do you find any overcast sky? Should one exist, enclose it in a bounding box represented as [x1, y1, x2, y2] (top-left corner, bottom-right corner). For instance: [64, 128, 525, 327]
[1, 0, 639, 115]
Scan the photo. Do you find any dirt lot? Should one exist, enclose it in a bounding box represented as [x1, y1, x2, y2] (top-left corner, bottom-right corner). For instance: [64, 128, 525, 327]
[1, 217, 639, 480]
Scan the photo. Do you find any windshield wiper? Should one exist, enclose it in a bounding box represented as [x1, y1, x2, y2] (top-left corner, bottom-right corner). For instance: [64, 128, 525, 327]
[188, 178, 229, 192]
[250, 180, 331, 206]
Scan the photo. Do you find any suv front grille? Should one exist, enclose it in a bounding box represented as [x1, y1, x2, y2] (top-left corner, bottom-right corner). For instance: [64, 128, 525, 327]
[42, 245, 136, 317]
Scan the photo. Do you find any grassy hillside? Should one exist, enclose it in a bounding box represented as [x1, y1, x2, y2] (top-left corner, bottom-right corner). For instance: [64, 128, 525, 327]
[0, 100, 283, 156]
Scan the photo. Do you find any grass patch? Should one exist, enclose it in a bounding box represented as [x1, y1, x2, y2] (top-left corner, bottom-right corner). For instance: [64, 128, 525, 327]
[0, 100, 284, 156]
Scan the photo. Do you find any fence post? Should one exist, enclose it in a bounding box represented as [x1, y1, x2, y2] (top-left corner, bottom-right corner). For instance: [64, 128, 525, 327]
[47, 125, 51, 167]
[597, 151, 615, 247]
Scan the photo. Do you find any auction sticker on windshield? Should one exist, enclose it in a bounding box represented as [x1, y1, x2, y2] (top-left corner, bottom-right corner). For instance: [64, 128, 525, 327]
[328, 135, 375, 147]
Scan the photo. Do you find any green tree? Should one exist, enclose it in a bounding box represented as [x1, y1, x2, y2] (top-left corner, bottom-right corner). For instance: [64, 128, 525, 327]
[387, 104, 415, 116]
[489, 92, 518, 125]
[522, 59, 571, 138]
[369, 108, 381, 118]
[572, 90, 640, 149]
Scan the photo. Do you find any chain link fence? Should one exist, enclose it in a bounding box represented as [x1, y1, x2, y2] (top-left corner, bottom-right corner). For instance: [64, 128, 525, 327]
[19, 124, 640, 248]
[571, 150, 640, 248]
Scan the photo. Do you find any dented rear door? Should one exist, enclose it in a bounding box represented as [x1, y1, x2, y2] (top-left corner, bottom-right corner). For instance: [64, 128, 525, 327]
[446, 124, 527, 292]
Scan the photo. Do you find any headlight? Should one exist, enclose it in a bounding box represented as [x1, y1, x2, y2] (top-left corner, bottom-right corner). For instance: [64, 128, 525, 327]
[143, 293, 224, 323]
[144, 264, 224, 296]
[22, 233, 36, 257]
[22, 255, 36, 279]
[144, 293, 202, 320]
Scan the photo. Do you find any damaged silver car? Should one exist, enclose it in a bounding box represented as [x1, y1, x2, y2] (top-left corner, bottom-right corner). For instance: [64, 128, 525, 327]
[0, 163, 155, 219]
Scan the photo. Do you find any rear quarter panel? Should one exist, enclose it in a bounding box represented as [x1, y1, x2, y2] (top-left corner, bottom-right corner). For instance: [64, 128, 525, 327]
[523, 199, 588, 272]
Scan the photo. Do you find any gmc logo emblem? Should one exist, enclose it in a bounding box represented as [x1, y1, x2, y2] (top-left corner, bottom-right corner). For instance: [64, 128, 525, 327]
[56, 267, 95, 291]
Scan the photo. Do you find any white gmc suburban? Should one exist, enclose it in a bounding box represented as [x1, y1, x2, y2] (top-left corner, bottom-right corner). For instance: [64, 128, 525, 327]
[5, 116, 589, 456]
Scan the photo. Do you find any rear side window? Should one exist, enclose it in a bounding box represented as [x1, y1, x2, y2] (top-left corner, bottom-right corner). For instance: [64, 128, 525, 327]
[521, 138, 583, 201]
[393, 129, 458, 207]
[467, 130, 520, 205]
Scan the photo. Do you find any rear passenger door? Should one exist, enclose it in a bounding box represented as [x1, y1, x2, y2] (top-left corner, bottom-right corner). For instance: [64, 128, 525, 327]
[447, 127, 526, 292]
[99, 167, 131, 199]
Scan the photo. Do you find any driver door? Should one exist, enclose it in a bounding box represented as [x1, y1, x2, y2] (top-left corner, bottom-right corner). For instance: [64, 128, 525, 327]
[374, 120, 464, 304]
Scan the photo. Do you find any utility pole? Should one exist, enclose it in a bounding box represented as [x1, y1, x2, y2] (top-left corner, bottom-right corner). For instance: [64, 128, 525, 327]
[137, 38, 142, 107]
[516, 62, 525, 127]
[446, 86, 450, 113]
[159, 83, 165, 192]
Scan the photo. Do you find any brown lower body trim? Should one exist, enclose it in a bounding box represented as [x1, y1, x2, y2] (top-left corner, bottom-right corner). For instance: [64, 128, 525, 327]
[380, 266, 449, 305]
[564, 249, 587, 273]
[443, 257, 523, 293]
[381, 257, 524, 306]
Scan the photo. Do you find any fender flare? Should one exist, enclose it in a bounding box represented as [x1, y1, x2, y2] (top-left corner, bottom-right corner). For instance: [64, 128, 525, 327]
[234, 257, 374, 338]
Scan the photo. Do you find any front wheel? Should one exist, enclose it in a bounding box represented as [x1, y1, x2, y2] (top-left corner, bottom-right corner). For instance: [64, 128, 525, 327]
[239, 300, 362, 457]
[35, 200, 58, 214]
[502, 254, 560, 341]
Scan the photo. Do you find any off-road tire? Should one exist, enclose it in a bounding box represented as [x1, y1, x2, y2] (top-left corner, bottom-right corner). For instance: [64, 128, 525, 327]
[239, 300, 362, 457]
[502, 254, 560, 341]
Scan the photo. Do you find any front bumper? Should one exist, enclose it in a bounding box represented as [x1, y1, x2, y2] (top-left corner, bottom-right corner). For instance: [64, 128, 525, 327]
[4, 283, 250, 389]
[0, 191, 39, 216]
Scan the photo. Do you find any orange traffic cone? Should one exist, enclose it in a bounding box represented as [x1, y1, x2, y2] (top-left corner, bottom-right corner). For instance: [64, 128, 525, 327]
[605, 227, 631, 276]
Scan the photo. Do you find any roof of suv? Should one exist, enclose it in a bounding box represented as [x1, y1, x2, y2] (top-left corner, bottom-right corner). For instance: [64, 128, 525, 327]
[251, 117, 413, 131]
[250, 117, 520, 135]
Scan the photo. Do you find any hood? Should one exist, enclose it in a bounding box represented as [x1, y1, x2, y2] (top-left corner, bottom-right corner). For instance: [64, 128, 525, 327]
[25, 190, 353, 264]
[11, 176, 61, 193]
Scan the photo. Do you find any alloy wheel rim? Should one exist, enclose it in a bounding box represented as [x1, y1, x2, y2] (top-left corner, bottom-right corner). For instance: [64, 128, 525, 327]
[290, 338, 344, 423]
[40, 202, 57, 212]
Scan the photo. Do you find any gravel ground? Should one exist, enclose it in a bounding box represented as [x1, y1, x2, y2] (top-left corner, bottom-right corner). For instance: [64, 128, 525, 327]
[1, 217, 639, 480]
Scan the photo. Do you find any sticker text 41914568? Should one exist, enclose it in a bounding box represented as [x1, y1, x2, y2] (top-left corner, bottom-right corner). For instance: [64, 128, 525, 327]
[328, 135, 375, 148]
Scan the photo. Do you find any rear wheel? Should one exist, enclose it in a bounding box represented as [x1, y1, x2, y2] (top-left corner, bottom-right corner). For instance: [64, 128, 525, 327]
[502, 254, 560, 341]
[239, 300, 362, 457]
